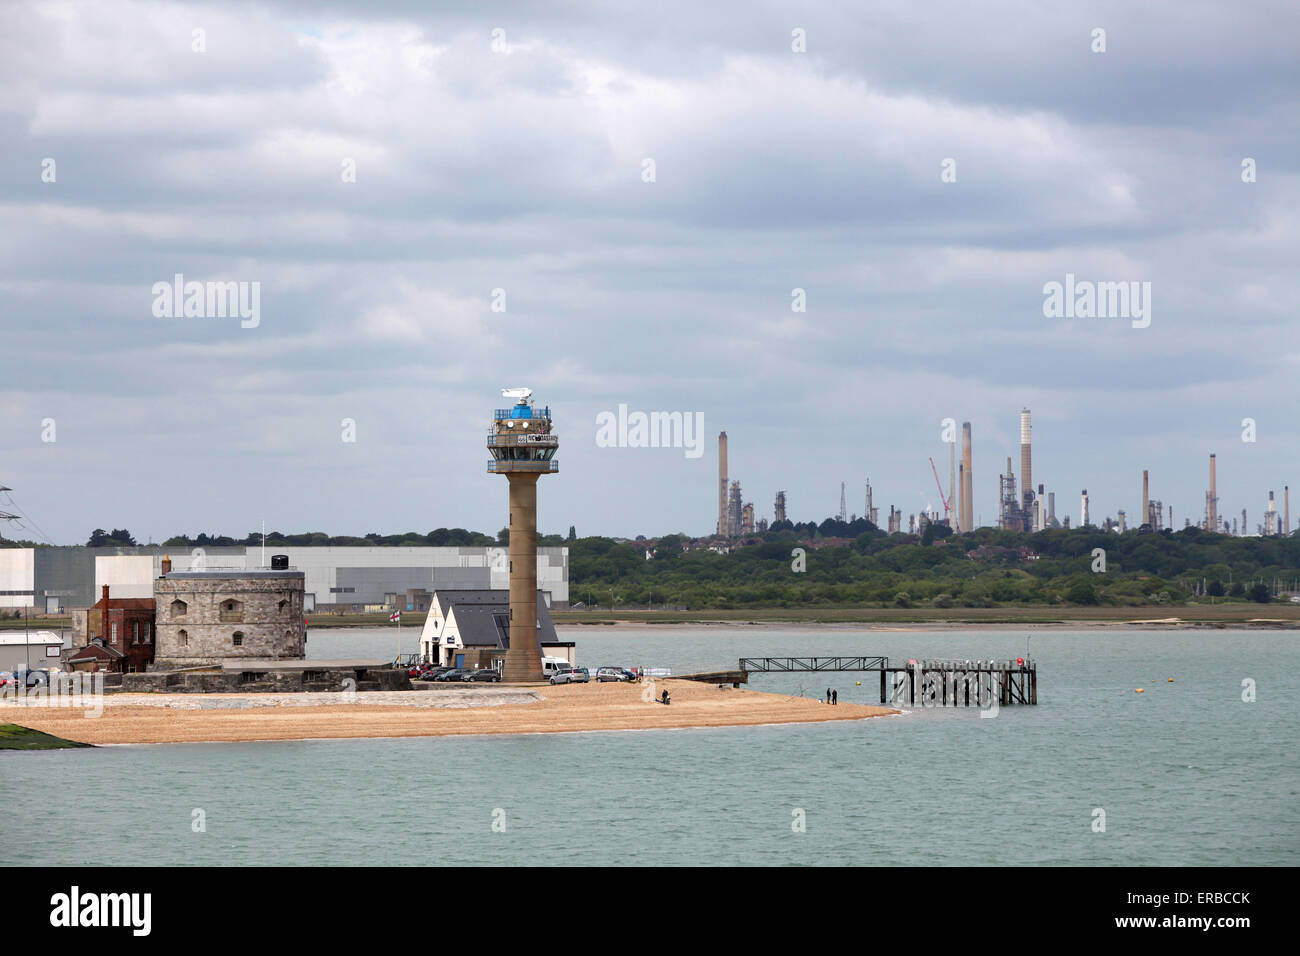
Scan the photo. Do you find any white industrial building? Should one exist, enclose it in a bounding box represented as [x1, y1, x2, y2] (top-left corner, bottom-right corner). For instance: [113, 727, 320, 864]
[0, 546, 568, 613]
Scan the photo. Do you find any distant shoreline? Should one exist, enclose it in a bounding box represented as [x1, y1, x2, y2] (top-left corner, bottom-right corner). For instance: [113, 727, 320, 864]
[555, 618, 1299, 630]
[8, 605, 1297, 632]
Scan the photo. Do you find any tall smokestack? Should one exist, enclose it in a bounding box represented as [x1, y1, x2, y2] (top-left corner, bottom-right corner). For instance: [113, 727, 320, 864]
[961, 422, 973, 532]
[1020, 408, 1032, 516]
[1142, 470, 1149, 529]
[949, 440, 958, 531]
[1209, 453, 1218, 533]
[1286, 486, 1291, 537]
[1080, 489, 1090, 527]
[1268, 490, 1276, 536]
[958, 463, 964, 530]
[717, 432, 728, 537]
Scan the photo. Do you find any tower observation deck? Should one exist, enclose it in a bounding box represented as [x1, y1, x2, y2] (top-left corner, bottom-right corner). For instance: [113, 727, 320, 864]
[487, 388, 558, 682]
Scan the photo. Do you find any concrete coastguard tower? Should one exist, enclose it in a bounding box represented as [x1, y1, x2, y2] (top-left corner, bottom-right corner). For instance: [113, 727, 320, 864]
[487, 387, 558, 682]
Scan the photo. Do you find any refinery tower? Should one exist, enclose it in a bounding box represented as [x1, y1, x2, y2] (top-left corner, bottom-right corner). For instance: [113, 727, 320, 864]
[487, 387, 559, 682]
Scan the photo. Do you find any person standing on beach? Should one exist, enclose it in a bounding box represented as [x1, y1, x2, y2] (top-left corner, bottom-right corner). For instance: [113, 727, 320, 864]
[832, 689, 838, 705]
[826, 687, 831, 703]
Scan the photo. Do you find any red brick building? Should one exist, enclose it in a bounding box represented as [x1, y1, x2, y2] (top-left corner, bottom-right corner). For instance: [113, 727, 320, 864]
[72, 585, 156, 673]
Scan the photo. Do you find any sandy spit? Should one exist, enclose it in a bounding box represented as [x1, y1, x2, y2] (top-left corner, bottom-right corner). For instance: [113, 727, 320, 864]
[0, 680, 896, 745]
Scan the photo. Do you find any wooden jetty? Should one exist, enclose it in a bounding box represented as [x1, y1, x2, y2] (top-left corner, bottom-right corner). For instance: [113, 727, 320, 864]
[725, 656, 1037, 708]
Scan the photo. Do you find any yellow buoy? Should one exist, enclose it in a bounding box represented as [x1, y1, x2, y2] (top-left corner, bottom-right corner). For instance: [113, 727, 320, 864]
[1168, 678, 1174, 682]
[1135, 688, 1144, 693]
[856, 681, 861, 686]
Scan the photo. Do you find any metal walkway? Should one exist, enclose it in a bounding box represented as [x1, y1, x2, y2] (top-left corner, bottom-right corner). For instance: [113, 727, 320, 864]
[738, 656, 888, 673]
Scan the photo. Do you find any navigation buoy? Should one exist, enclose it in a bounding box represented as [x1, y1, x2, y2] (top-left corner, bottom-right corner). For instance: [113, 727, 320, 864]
[856, 681, 861, 686]
[1135, 688, 1144, 693]
[1168, 678, 1174, 683]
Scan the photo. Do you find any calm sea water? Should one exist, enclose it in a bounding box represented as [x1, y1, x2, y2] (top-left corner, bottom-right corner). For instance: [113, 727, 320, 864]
[3, 626, 1296, 866]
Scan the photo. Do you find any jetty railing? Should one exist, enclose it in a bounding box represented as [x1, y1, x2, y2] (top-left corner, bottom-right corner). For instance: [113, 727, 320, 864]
[734, 656, 1037, 708]
[739, 656, 888, 673]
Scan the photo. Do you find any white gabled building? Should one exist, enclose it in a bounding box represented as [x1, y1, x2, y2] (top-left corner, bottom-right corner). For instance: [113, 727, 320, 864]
[418, 589, 571, 669]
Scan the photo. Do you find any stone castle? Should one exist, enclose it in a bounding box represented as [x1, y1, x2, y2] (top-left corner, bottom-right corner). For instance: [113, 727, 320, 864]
[153, 561, 307, 668]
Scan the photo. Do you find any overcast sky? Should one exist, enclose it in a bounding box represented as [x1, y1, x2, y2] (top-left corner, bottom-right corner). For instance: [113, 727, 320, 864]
[1, 0, 1296, 545]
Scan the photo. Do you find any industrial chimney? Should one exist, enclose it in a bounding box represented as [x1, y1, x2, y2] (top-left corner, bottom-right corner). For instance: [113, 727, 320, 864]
[961, 422, 973, 532]
[717, 432, 729, 538]
[1020, 409, 1033, 519]
[1080, 489, 1090, 527]
[1142, 470, 1149, 529]
[1209, 454, 1218, 533]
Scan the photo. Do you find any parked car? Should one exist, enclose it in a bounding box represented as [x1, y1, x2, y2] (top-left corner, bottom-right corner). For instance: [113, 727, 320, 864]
[467, 669, 502, 682]
[435, 668, 473, 682]
[548, 664, 575, 684]
[15, 668, 50, 688]
[541, 657, 572, 679]
[568, 666, 590, 683]
[596, 666, 634, 683]
[422, 666, 454, 680]
[0, 671, 16, 690]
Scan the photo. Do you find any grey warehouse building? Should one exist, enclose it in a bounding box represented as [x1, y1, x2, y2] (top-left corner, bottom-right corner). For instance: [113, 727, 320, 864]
[0, 546, 568, 613]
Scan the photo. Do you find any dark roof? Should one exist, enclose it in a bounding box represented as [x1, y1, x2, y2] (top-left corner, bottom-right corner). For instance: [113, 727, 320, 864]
[447, 596, 559, 649]
[450, 605, 511, 647]
[67, 640, 125, 662]
[432, 589, 511, 609]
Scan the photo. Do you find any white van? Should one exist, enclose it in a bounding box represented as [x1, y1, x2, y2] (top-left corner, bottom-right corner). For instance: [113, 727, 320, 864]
[541, 657, 571, 678]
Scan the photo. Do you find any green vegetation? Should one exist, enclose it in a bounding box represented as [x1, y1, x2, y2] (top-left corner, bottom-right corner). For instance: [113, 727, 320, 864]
[6, 520, 1299, 614]
[160, 527, 504, 548]
[567, 525, 1300, 610]
[87, 528, 137, 547]
[552, 605, 1300, 625]
[0, 723, 91, 750]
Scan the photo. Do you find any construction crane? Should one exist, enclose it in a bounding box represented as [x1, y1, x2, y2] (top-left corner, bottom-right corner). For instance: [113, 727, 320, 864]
[928, 457, 951, 521]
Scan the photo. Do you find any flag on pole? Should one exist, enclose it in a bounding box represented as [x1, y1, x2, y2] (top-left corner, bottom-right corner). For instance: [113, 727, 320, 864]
[390, 610, 401, 623]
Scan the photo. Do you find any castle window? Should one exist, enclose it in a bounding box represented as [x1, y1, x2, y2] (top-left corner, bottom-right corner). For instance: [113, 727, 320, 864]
[170, 599, 187, 618]
[232, 631, 244, 647]
[219, 599, 244, 623]
[178, 629, 188, 647]
[278, 599, 288, 614]
[111, 623, 118, 644]
[144, 623, 151, 644]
